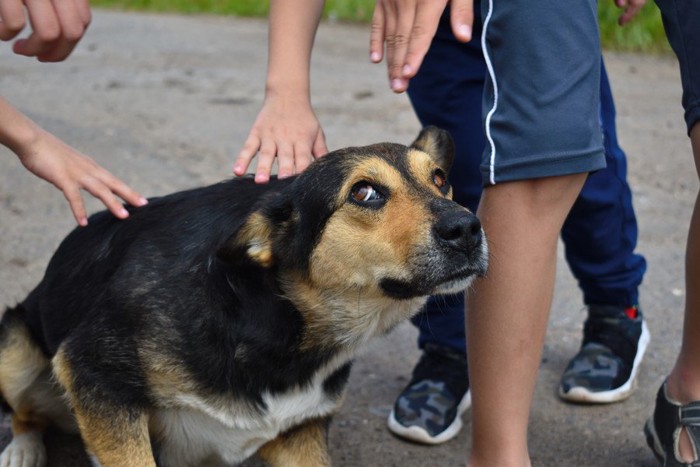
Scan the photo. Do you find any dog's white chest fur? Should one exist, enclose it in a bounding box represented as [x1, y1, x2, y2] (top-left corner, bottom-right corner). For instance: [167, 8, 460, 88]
[151, 380, 339, 466]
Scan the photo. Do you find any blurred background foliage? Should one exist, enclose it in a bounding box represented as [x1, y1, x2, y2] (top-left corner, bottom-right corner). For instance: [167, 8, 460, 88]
[92, 0, 670, 53]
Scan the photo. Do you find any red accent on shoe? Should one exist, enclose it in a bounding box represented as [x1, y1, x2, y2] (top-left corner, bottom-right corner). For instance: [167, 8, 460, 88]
[625, 306, 638, 319]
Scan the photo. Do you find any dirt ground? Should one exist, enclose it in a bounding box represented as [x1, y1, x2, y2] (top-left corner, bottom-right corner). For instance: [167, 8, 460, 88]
[0, 10, 696, 467]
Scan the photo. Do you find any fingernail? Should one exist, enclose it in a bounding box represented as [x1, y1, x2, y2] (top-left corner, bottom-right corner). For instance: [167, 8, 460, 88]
[370, 51, 381, 62]
[459, 24, 472, 40]
[138, 197, 148, 206]
[119, 208, 129, 218]
[402, 64, 412, 76]
[391, 79, 403, 91]
[79, 217, 88, 227]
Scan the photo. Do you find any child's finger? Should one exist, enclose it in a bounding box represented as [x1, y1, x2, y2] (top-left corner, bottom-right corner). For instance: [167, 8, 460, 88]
[312, 129, 328, 159]
[383, 1, 411, 93]
[254, 142, 277, 184]
[292, 142, 314, 175]
[449, 0, 474, 42]
[234, 135, 261, 176]
[12, 0, 61, 58]
[108, 179, 148, 208]
[401, 1, 445, 80]
[73, 0, 92, 26]
[0, 0, 26, 40]
[618, 0, 645, 25]
[62, 185, 88, 226]
[369, 0, 386, 63]
[38, 0, 90, 62]
[276, 142, 296, 179]
[84, 179, 130, 219]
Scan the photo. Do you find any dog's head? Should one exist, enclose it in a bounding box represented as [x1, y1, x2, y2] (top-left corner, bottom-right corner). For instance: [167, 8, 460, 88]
[223, 127, 488, 346]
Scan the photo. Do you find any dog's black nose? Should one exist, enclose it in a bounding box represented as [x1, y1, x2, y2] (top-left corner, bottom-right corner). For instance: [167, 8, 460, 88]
[434, 210, 482, 251]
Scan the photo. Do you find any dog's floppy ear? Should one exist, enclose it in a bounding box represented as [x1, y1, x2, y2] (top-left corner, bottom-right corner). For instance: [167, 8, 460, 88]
[217, 192, 294, 268]
[410, 126, 455, 173]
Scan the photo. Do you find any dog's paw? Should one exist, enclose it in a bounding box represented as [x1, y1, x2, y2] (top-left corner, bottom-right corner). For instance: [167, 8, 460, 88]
[0, 432, 47, 467]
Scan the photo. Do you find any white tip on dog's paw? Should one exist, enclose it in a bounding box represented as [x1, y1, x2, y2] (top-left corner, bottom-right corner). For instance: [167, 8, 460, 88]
[0, 432, 47, 467]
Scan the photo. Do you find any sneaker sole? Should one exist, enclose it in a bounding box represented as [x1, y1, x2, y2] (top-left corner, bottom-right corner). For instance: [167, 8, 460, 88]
[558, 321, 650, 404]
[386, 390, 472, 445]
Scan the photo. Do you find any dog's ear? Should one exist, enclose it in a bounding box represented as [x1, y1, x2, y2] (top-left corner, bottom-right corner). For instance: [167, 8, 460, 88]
[410, 126, 455, 173]
[217, 192, 293, 268]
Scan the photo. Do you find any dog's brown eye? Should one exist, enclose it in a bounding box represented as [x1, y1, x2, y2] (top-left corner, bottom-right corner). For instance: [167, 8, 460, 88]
[433, 169, 448, 192]
[352, 184, 378, 202]
[350, 182, 385, 207]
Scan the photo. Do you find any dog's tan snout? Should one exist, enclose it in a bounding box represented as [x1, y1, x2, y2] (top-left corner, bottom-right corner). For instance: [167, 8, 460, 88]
[434, 209, 483, 253]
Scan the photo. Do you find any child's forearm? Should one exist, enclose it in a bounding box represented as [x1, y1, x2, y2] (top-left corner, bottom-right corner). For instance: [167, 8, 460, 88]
[0, 97, 39, 157]
[265, 0, 325, 100]
[233, 0, 329, 182]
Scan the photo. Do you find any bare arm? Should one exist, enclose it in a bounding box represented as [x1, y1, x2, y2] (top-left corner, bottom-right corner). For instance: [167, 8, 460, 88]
[0, 98, 146, 226]
[235, 0, 328, 183]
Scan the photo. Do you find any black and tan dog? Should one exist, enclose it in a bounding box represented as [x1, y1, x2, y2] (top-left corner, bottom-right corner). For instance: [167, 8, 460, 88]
[0, 127, 487, 467]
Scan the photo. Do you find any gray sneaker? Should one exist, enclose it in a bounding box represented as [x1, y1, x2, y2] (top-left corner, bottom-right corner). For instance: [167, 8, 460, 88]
[387, 343, 470, 444]
[559, 305, 650, 403]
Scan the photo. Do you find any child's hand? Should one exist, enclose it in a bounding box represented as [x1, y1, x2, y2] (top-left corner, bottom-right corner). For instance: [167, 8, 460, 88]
[235, 94, 328, 184]
[369, 0, 473, 93]
[0, 0, 91, 62]
[17, 127, 147, 226]
[614, 0, 647, 26]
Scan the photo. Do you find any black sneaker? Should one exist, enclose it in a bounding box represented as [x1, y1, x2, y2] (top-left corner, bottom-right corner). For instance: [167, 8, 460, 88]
[645, 382, 700, 466]
[559, 305, 650, 403]
[387, 343, 470, 444]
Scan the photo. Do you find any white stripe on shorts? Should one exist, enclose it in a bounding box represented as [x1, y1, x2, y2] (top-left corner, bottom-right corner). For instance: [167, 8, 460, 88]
[482, 0, 497, 185]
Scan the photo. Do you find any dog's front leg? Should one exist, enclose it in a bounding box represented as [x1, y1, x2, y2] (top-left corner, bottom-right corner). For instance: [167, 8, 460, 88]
[0, 411, 48, 467]
[257, 417, 332, 467]
[52, 350, 156, 467]
[72, 407, 155, 467]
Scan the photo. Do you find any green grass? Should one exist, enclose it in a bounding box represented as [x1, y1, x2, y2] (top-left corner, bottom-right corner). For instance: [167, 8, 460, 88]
[91, 0, 670, 53]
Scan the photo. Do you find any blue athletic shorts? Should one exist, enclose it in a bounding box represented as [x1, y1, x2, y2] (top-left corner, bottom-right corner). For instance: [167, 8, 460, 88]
[479, 0, 607, 185]
[655, 0, 700, 134]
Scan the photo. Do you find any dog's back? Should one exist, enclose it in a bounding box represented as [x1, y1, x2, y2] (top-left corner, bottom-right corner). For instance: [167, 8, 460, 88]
[21, 177, 287, 351]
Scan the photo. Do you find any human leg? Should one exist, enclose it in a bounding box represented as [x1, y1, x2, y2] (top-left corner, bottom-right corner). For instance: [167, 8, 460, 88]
[468, 0, 603, 463]
[467, 174, 588, 465]
[387, 10, 485, 444]
[401, 6, 644, 420]
[562, 60, 646, 310]
[657, 0, 700, 403]
[644, 0, 700, 463]
[646, 123, 700, 466]
[559, 60, 649, 403]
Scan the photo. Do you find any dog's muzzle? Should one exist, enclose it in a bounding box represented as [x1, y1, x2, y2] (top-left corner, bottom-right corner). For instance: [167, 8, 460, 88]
[433, 208, 483, 254]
